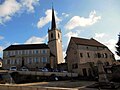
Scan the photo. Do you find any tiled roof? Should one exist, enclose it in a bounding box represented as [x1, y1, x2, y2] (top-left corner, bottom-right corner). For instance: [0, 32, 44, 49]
[71, 37, 106, 47]
[3, 43, 49, 51]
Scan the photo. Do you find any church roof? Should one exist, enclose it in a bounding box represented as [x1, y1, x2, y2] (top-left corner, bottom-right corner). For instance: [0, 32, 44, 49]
[3, 43, 49, 51]
[71, 37, 106, 47]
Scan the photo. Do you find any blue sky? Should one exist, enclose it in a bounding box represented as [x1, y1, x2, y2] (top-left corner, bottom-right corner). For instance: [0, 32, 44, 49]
[0, 0, 120, 60]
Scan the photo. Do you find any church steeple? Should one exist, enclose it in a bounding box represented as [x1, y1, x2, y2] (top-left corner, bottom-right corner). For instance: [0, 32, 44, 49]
[51, 7, 56, 30]
[48, 5, 63, 68]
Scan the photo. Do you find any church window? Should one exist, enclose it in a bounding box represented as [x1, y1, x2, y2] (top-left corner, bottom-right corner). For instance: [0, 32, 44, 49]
[58, 33, 60, 38]
[51, 33, 53, 38]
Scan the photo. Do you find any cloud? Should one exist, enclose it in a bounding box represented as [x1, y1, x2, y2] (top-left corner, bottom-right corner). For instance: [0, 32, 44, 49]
[94, 33, 119, 60]
[65, 10, 101, 30]
[0, 0, 21, 24]
[37, 9, 61, 29]
[62, 13, 69, 17]
[64, 30, 81, 45]
[104, 39, 119, 60]
[0, 36, 4, 40]
[0, 46, 3, 52]
[95, 33, 106, 39]
[20, 0, 39, 13]
[0, 46, 4, 57]
[0, 0, 39, 24]
[25, 35, 47, 44]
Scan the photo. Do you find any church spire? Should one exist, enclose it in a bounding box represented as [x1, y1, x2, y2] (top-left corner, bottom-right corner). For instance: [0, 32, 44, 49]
[51, 6, 56, 30]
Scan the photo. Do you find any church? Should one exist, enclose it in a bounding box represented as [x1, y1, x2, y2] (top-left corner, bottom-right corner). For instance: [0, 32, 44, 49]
[2, 7, 63, 70]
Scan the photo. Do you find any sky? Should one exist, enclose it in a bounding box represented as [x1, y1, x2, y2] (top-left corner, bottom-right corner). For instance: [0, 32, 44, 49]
[0, 0, 120, 60]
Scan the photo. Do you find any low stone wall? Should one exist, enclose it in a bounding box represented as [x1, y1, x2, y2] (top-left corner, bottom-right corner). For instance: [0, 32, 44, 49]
[0, 84, 77, 90]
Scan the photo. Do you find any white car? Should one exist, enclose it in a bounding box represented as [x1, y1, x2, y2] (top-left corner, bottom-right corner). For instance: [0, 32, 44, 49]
[20, 66, 29, 71]
[9, 66, 17, 71]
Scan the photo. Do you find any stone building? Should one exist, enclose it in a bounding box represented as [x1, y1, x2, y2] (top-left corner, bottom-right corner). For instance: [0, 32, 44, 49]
[3, 44, 51, 70]
[66, 37, 115, 76]
[2, 7, 63, 70]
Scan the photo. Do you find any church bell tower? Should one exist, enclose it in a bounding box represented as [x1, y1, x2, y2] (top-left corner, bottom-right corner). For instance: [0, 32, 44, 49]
[48, 7, 63, 67]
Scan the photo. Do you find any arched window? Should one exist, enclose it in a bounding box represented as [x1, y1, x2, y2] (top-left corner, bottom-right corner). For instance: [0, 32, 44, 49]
[51, 33, 53, 38]
[58, 33, 60, 38]
[104, 53, 108, 58]
[97, 53, 101, 58]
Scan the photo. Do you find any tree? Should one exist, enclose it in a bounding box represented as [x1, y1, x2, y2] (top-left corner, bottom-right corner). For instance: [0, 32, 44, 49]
[116, 33, 120, 57]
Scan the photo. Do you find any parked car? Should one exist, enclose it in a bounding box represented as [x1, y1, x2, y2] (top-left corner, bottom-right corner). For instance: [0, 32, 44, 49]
[38, 68, 48, 72]
[9, 66, 17, 71]
[20, 66, 29, 71]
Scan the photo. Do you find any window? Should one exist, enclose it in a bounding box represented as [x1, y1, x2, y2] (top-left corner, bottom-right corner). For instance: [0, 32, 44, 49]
[18, 51, 22, 55]
[97, 53, 101, 58]
[11, 60, 14, 64]
[82, 68, 87, 76]
[22, 50, 25, 54]
[28, 58, 32, 64]
[41, 57, 47, 63]
[58, 33, 60, 38]
[15, 51, 18, 55]
[29, 50, 32, 54]
[51, 33, 53, 38]
[104, 53, 108, 58]
[17, 59, 19, 64]
[7, 59, 10, 64]
[12, 51, 15, 56]
[34, 57, 38, 63]
[41, 49, 47, 54]
[87, 53, 90, 58]
[14, 59, 17, 64]
[80, 53, 83, 58]
[72, 63, 78, 69]
[34, 50, 39, 54]
[8, 51, 11, 56]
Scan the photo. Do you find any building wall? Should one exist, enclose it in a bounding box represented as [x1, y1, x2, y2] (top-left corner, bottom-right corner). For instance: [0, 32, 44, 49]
[3, 49, 50, 70]
[66, 39, 115, 76]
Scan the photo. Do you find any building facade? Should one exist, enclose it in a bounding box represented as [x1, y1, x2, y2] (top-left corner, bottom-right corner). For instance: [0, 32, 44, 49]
[66, 37, 115, 76]
[3, 44, 51, 70]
